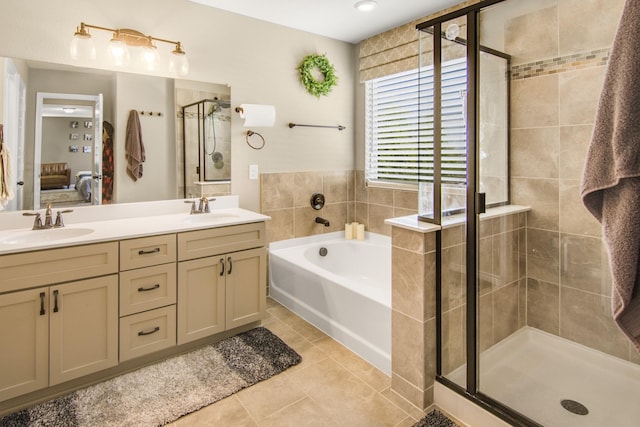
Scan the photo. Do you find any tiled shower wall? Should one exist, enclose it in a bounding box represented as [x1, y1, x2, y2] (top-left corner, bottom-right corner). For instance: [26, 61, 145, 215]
[260, 170, 418, 244]
[506, 0, 640, 362]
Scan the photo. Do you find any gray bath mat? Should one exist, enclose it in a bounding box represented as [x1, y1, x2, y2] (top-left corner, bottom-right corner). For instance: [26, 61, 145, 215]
[0, 327, 301, 427]
[414, 409, 460, 427]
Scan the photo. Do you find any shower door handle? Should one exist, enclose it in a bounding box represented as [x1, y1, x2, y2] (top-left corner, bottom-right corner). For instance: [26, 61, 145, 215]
[476, 192, 486, 215]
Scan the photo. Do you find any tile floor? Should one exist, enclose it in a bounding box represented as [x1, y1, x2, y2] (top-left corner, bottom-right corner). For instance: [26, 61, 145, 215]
[169, 297, 435, 426]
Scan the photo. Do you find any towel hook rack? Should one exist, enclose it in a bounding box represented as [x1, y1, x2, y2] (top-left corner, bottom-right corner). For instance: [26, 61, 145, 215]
[288, 123, 345, 131]
[139, 111, 163, 117]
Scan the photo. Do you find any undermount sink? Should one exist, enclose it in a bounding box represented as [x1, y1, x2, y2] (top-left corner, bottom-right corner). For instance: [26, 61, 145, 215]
[0, 227, 94, 245]
[181, 212, 241, 224]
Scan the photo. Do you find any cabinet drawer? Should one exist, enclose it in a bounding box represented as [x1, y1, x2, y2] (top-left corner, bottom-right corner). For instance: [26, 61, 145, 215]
[119, 264, 177, 316]
[120, 234, 176, 271]
[0, 242, 118, 293]
[119, 305, 176, 362]
[178, 222, 265, 261]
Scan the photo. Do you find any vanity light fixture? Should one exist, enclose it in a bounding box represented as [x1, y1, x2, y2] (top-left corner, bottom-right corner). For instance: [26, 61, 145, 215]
[70, 22, 189, 76]
[61, 107, 77, 114]
[354, 0, 378, 12]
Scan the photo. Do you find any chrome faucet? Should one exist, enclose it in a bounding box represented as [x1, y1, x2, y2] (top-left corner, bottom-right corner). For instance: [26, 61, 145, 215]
[315, 216, 330, 227]
[44, 203, 54, 228]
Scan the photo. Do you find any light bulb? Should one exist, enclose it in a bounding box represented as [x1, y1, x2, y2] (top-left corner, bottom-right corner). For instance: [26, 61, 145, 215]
[142, 45, 159, 71]
[70, 33, 96, 60]
[354, 0, 377, 12]
[108, 38, 130, 67]
[169, 51, 189, 76]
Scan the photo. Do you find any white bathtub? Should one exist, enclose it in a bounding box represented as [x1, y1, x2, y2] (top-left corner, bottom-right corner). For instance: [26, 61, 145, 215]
[268, 231, 391, 375]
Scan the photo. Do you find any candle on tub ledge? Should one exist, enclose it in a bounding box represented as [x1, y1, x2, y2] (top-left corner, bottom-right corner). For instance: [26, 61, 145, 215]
[345, 223, 354, 239]
[356, 223, 365, 240]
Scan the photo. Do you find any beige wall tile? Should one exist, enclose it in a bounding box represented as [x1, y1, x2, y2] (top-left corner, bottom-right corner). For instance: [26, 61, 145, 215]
[394, 190, 419, 210]
[493, 282, 519, 343]
[479, 236, 494, 295]
[323, 170, 350, 203]
[479, 293, 494, 352]
[560, 287, 628, 359]
[369, 187, 394, 206]
[527, 278, 559, 335]
[492, 230, 520, 288]
[559, 125, 593, 180]
[441, 306, 465, 376]
[392, 227, 435, 253]
[559, 0, 624, 55]
[261, 172, 295, 211]
[559, 66, 606, 126]
[442, 244, 465, 312]
[369, 204, 394, 236]
[511, 127, 559, 179]
[294, 206, 322, 238]
[527, 228, 560, 284]
[355, 201, 369, 227]
[355, 170, 368, 202]
[511, 74, 559, 129]
[264, 209, 295, 243]
[560, 233, 611, 296]
[392, 248, 436, 321]
[518, 278, 527, 328]
[293, 172, 323, 208]
[512, 178, 559, 231]
[505, 5, 559, 65]
[321, 203, 349, 234]
[392, 310, 427, 389]
[559, 179, 602, 236]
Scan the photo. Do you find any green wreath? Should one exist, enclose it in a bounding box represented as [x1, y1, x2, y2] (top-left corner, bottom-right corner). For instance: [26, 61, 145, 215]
[298, 54, 338, 98]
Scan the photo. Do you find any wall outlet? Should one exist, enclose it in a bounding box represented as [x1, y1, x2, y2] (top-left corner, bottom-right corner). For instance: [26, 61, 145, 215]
[249, 164, 259, 180]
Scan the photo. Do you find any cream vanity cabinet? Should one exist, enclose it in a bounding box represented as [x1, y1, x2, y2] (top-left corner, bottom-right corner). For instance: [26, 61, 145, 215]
[177, 222, 267, 345]
[0, 243, 118, 402]
[118, 234, 177, 361]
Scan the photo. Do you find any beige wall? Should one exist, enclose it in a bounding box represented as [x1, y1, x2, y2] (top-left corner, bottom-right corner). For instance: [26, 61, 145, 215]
[0, 0, 356, 212]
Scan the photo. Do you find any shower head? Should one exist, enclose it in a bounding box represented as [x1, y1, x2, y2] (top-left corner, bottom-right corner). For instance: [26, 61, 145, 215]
[213, 98, 231, 109]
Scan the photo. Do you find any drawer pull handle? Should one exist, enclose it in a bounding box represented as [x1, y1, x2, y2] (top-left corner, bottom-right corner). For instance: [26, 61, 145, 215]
[138, 247, 161, 255]
[220, 258, 225, 276]
[138, 284, 161, 292]
[53, 290, 59, 313]
[227, 256, 233, 275]
[138, 326, 160, 336]
[39, 292, 46, 316]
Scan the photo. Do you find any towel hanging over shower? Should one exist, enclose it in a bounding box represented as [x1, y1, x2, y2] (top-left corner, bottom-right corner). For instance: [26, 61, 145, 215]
[581, 0, 640, 351]
[125, 110, 145, 181]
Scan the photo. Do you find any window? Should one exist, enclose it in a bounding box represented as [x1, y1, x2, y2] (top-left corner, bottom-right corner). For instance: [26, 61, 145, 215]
[365, 57, 468, 187]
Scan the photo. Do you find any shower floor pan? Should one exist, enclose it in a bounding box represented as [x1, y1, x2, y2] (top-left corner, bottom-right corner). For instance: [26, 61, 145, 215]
[448, 326, 640, 427]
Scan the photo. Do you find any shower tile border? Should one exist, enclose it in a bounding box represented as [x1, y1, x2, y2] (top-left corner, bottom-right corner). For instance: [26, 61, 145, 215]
[510, 48, 610, 80]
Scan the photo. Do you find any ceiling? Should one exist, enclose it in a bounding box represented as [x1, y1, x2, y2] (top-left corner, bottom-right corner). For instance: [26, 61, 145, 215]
[188, 0, 462, 44]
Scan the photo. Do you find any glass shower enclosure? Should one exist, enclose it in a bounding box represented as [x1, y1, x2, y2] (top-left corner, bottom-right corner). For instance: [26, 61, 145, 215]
[417, 0, 637, 426]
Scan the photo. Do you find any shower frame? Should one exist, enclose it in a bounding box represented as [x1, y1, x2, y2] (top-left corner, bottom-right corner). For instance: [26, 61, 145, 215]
[181, 98, 229, 198]
[417, 1, 542, 426]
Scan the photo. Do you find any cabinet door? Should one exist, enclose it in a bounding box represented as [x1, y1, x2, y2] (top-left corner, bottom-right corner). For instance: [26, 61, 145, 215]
[0, 288, 49, 402]
[225, 247, 267, 330]
[177, 256, 225, 345]
[49, 275, 118, 386]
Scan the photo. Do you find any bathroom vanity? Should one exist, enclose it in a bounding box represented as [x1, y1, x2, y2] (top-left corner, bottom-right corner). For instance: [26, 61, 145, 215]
[0, 197, 268, 414]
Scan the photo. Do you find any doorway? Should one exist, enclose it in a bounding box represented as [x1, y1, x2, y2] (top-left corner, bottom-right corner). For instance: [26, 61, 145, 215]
[34, 92, 103, 209]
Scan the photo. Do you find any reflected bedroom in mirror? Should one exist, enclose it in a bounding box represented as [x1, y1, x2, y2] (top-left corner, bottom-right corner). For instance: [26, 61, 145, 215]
[0, 56, 231, 213]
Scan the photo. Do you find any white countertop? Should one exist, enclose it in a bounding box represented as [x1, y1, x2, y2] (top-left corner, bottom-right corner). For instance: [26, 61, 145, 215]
[0, 197, 270, 255]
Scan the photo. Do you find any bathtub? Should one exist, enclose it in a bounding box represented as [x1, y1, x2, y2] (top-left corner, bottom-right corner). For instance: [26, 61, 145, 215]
[268, 231, 391, 375]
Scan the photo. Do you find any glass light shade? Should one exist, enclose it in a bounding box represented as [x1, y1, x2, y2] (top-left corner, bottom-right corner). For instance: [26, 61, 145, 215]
[107, 38, 130, 67]
[70, 34, 96, 60]
[141, 45, 159, 71]
[169, 52, 189, 76]
[354, 0, 377, 12]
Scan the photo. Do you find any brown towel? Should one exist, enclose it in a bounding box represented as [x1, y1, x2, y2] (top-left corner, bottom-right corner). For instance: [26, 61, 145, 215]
[580, 0, 640, 351]
[125, 110, 145, 181]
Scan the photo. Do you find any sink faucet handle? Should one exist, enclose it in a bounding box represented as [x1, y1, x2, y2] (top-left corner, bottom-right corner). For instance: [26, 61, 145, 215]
[184, 199, 197, 214]
[44, 203, 54, 228]
[22, 212, 43, 230]
[202, 197, 216, 213]
[54, 209, 73, 227]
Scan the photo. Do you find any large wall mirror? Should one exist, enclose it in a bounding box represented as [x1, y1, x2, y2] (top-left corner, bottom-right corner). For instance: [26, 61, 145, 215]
[0, 56, 231, 212]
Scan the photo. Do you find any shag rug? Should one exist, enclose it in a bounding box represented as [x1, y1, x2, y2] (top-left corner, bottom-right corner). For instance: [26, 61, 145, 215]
[0, 327, 301, 427]
[413, 409, 460, 427]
